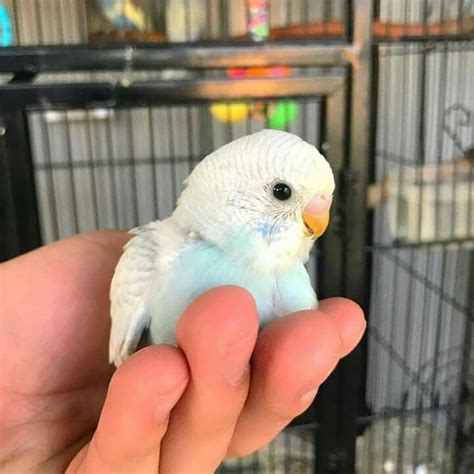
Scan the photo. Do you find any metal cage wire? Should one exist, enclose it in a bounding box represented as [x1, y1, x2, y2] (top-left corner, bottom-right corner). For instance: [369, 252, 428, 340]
[0, 1, 473, 473]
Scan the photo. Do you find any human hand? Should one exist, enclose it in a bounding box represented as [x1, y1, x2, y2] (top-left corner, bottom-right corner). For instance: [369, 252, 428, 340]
[0, 231, 365, 473]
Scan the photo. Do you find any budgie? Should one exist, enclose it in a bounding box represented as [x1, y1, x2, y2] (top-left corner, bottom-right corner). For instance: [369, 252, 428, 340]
[97, 0, 146, 31]
[109, 130, 335, 367]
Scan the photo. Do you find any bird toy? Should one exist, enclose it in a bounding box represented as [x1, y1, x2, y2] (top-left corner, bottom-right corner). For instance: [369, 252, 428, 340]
[209, 103, 250, 123]
[209, 0, 298, 129]
[210, 66, 299, 130]
[247, 0, 269, 42]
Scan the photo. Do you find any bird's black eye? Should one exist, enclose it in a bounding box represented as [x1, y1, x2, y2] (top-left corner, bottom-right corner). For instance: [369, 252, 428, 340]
[272, 182, 292, 201]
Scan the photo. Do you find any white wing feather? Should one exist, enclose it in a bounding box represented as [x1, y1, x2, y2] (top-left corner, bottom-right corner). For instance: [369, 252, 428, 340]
[109, 219, 185, 366]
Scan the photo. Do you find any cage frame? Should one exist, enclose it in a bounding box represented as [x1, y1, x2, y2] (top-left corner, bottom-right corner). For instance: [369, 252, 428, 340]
[0, 1, 375, 473]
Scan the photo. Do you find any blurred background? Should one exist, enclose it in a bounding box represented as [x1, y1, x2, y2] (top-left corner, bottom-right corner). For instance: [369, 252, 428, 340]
[0, 1, 473, 473]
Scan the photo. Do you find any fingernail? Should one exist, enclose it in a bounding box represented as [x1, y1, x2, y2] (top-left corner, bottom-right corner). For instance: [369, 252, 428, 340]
[300, 387, 318, 403]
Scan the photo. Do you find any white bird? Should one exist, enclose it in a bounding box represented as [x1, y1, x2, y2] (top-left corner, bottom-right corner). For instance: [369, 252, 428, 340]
[109, 129, 335, 367]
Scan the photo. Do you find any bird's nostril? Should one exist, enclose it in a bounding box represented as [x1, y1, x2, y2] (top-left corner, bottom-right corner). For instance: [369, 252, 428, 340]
[304, 193, 332, 215]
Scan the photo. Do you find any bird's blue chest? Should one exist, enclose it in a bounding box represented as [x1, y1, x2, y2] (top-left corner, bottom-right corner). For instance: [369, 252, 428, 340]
[148, 241, 279, 344]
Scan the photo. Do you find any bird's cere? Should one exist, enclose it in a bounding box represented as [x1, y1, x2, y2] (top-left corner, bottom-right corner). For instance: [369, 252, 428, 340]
[302, 193, 333, 238]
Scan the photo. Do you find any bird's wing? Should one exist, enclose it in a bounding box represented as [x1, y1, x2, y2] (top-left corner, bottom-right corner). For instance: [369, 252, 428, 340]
[109, 220, 185, 366]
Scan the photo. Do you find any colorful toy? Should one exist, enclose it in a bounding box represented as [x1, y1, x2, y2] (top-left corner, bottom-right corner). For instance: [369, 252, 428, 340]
[247, 0, 269, 42]
[0, 2, 13, 47]
[209, 65, 299, 128]
[210, 97, 299, 130]
[266, 101, 299, 130]
[227, 66, 292, 80]
[209, 103, 250, 123]
[210, 66, 298, 130]
[209, 0, 298, 129]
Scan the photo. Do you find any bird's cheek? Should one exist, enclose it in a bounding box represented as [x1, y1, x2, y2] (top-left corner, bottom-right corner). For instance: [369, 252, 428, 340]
[251, 221, 290, 241]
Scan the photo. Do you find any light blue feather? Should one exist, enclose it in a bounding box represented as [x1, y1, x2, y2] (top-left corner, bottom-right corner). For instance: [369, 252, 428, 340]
[148, 236, 316, 345]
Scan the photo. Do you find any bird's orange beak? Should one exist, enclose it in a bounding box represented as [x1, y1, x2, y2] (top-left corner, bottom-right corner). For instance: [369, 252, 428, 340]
[303, 194, 332, 238]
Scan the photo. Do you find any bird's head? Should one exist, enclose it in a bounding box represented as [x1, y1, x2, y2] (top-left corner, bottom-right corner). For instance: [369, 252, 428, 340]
[173, 129, 335, 274]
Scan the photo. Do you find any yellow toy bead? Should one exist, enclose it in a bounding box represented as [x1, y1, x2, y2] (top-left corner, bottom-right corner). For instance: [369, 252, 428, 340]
[210, 103, 249, 122]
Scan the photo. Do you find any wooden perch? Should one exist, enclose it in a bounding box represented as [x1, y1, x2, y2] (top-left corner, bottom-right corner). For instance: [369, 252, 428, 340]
[88, 30, 167, 43]
[263, 18, 474, 41]
[372, 17, 474, 39]
[89, 17, 474, 43]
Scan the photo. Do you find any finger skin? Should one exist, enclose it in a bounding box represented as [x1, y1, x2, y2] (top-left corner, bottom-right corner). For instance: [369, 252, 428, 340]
[159, 287, 259, 474]
[318, 298, 366, 357]
[0, 230, 130, 394]
[227, 299, 366, 458]
[70, 345, 189, 474]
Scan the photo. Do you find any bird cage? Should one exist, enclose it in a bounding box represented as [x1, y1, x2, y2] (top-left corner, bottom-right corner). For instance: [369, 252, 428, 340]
[1, 1, 473, 473]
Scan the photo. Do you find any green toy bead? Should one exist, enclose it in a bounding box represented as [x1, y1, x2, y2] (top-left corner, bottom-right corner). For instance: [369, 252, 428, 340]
[266, 101, 298, 129]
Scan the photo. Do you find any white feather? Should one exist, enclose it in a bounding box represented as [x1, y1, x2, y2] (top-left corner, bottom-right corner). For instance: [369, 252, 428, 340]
[109, 219, 186, 366]
[173, 129, 335, 272]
